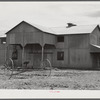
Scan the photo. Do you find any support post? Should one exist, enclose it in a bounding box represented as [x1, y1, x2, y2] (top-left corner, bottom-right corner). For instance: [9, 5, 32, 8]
[22, 46, 25, 67]
[41, 46, 44, 62]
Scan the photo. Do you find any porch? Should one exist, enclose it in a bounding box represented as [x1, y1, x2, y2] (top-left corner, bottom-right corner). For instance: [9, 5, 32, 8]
[6, 43, 55, 69]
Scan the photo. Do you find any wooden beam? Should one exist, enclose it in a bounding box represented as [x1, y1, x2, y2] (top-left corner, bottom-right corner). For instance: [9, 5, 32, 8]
[41, 46, 44, 62]
[22, 46, 25, 67]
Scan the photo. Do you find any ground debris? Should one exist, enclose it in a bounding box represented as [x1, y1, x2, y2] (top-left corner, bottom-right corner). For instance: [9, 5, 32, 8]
[0, 69, 99, 89]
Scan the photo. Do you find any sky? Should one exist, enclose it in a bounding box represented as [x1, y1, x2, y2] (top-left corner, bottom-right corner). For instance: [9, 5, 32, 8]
[0, 1, 100, 36]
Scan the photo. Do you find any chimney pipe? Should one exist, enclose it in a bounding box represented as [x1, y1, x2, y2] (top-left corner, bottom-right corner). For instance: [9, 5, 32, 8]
[66, 23, 76, 28]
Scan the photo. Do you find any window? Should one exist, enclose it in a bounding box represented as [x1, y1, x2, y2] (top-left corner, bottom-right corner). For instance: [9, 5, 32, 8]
[57, 36, 64, 42]
[1, 38, 6, 44]
[57, 51, 64, 60]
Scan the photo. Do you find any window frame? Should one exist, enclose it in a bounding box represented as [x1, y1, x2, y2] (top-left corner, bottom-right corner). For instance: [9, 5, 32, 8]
[57, 36, 64, 42]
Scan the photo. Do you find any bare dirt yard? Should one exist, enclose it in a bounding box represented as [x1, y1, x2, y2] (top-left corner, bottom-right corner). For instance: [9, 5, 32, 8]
[0, 68, 100, 90]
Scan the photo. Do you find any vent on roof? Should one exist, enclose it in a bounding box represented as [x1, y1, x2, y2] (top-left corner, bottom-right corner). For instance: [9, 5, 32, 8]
[66, 23, 76, 28]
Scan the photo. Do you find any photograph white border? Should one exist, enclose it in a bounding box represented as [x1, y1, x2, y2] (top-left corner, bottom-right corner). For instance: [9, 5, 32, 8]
[0, 1, 100, 99]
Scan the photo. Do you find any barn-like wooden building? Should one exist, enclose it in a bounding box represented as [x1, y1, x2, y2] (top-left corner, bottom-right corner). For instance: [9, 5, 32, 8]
[3, 21, 100, 69]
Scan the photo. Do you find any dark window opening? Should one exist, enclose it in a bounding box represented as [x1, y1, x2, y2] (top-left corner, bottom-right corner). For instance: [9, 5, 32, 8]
[57, 51, 64, 60]
[1, 38, 6, 44]
[57, 36, 64, 42]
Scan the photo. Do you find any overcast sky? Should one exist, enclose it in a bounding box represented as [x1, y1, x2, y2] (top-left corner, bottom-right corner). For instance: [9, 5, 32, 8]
[0, 1, 100, 36]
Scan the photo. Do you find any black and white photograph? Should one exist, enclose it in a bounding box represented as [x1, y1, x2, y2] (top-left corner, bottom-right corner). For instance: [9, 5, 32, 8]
[0, 1, 100, 91]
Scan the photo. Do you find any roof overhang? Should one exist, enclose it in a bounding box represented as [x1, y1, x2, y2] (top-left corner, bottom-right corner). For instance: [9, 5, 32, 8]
[90, 44, 100, 53]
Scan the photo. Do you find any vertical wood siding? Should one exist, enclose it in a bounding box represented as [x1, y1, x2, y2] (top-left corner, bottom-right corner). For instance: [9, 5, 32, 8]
[90, 26, 100, 46]
[69, 49, 92, 68]
[7, 22, 56, 47]
[43, 33, 56, 45]
[68, 34, 89, 49]
[6, 21, 99, 69]
[54, 34, 92, 68]
[0, 44, 6, 65]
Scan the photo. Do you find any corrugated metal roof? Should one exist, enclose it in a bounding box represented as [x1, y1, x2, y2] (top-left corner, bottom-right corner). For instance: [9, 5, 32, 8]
[51, 25, 98, 35]
[28, 22, 55, 34]
[29, 22, 98, 35]
[5, 21, 55, 35]
[5, 21, 98, 35]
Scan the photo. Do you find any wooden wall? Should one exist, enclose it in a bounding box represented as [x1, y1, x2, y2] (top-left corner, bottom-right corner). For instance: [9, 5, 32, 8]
[89, 26, 100, 68]
[6, 21, 56, 66]
[53, 34, 92, 68]
[68, 34, 92, 68]
[6, 45, 22, 67]
[24, 44, 54, 68]
[0, 38, 6, 65]
[7, 21, 56, 47]
[90, 26, 100, 46]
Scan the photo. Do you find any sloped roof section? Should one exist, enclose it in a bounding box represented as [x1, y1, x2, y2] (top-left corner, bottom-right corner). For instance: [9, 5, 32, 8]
[28, 22, 55, 34]
[29, 22, 98, 35]
[51, 25, 98, 35]
[5, 21, 55, 35]
[5, 21, 98, 35]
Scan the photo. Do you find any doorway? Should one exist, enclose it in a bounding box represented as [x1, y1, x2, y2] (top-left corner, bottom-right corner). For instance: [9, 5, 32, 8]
[91, 53, 100, 68]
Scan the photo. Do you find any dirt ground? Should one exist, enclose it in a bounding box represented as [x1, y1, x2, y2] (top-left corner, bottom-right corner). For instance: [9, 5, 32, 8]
[0, 68, 100, 90]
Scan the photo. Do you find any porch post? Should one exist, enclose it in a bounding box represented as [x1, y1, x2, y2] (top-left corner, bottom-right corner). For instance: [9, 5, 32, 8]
[22, 46, 25, 67]
[41, 46, 44, 62]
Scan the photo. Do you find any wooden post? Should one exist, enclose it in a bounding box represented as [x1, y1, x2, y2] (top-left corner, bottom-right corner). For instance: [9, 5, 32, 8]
[22, 46, 25, 67]
[41, 46, 44, 62]
[22, 29, 25, 67]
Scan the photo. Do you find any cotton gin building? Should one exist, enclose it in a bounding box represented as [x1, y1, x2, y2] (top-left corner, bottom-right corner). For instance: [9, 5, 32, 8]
[5, 21, 100, 69]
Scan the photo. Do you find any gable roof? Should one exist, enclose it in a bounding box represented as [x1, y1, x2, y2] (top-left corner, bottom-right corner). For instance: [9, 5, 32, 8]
[5, 21, 55, 35]
[5, 21, 98, 35]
